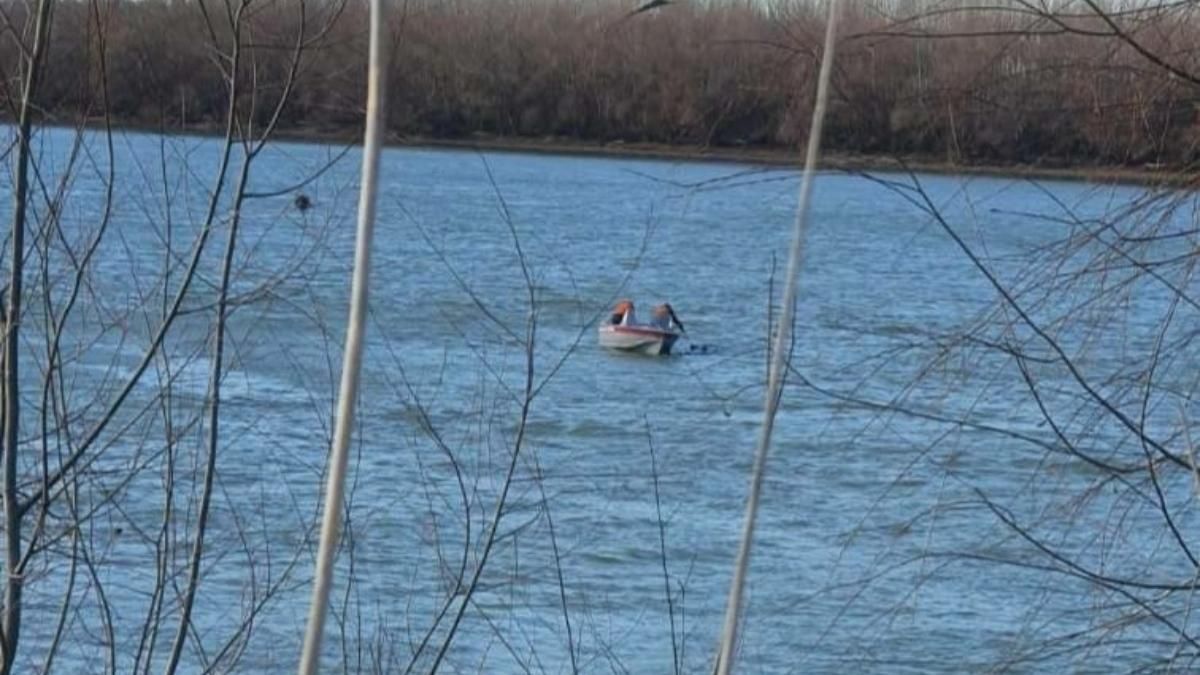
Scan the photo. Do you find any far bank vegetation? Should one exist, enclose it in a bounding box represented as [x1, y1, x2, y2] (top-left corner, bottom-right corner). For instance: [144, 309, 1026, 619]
[3, 0, 1198, 167]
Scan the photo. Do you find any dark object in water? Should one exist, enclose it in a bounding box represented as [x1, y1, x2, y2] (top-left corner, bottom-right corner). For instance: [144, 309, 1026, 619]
[294, 193, 312, 212]
[687, 343, 710, 354]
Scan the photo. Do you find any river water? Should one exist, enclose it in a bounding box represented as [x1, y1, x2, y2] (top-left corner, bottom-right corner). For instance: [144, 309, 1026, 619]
[2, 127, 1197, 673]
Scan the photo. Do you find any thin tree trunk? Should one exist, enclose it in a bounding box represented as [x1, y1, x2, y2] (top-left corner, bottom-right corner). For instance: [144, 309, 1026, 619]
[297, 0, 388, 669]
[713, 1, 840, 673]
[3, 0, 55, 669]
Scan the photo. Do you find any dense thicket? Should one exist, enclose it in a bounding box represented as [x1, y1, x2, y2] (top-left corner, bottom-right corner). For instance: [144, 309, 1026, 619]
[4, 0, 1200, 166]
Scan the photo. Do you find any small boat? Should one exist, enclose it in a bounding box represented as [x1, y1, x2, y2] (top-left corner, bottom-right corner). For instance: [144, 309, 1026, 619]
[597, 300, 684, 356]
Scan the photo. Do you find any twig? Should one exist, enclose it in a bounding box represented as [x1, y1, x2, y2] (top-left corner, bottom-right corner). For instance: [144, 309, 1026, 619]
[427, 177, 541, 675]
[163, 153, 256, 675]
[1183, 403, 1199, 501]
[530, 450, 577, 674]
[644, 419, 680, 675]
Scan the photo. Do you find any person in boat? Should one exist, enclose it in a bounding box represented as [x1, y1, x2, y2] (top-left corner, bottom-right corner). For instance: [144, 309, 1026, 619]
[650, 303, 685, 332]
[610, 299, 634, 326]
[649, 304, 671, 329]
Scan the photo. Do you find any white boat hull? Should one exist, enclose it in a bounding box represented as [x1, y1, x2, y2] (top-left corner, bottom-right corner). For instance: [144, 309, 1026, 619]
[598, 324, 680, 355]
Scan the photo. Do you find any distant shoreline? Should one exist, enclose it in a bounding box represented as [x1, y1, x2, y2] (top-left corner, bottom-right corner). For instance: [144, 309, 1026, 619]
[402, 135, 1195, 187]
[32, 120, 1198, 187]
